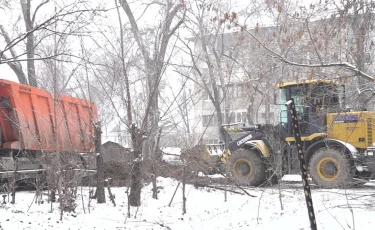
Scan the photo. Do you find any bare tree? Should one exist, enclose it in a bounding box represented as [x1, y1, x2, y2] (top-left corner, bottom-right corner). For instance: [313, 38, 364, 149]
[0, 0, 106, 86]
[188, 0, 375, 132]
[119, 0, 186, 155]
[230, 0, 375, 85]
[181, 0, 235, 138]
[19, 0, 51, 86]
[178, 0, 278, 146]
[118, 0, 186, 206]
[74, 0, 187, 208]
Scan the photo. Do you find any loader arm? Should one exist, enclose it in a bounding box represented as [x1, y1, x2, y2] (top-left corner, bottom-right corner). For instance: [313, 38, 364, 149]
[219, 124, 265, 163]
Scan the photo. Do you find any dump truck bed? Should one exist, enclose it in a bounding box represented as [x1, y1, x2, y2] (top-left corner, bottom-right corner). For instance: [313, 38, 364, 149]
[0, 79, 97, 152]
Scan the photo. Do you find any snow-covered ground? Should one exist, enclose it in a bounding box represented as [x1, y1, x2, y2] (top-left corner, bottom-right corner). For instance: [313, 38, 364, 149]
[1, 177, 375, 230]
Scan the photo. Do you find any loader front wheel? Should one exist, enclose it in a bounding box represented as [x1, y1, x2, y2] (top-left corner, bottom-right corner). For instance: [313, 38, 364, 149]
[309, 147, 354, 188]
[227, 149, 266, 186]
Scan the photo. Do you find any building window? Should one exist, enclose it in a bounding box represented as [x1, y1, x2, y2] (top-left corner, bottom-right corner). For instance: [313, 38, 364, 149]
[228, 111, 247, 124]
[202, 113, 224, 127]
[224, 84, 247, 98]
[203, 91, 211, 101]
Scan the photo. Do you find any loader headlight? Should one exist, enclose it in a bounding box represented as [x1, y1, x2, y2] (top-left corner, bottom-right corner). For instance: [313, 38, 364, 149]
[368, 151, 374, 156]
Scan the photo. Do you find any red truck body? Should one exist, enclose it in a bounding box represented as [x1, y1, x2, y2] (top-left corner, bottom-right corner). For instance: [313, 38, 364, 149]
[0, 79, 97, 153]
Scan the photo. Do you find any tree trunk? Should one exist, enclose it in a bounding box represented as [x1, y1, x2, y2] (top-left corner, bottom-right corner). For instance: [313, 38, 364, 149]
[129, 124, 143, 207]
[26, 32, 37, 86]
[145, 70, 160, 160]
[265, 98, 270, 124]
[151, 128, 162, 199]
[51, 190, 56, 202]
[151, 172, 157, 199]
[95, 123, 105, 204]
[20, 0, 37, 86]
[129, 153, 142, 206]
[246, 106, 255, 125]
[214, 103, 224, 141]
[11, 155, 18, 204]
[182, 166, 187, 215]
[106, 180, 116, 207]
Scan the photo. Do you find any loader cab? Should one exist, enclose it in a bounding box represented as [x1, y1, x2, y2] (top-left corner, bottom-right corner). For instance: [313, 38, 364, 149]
[277, 79, 344, 139]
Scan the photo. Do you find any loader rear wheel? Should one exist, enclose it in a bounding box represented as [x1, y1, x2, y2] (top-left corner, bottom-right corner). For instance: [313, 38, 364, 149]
[227, 149, 266, 186]
[309, 147, 354, 188]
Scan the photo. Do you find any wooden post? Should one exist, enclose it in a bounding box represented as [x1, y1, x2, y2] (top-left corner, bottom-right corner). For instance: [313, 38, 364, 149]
[277, 151, 284, 210]
[182, 166, 187, 215]
[50, 190, 56, 202]
[11, 154, 18, 204]
[88, 189, 93, 213]
[224, 177, 228, 202]
[151, 172, 158, 199]
[95, 122, 106, 204]
[106, 179, 116, 207]
[168, 182, 180, 207]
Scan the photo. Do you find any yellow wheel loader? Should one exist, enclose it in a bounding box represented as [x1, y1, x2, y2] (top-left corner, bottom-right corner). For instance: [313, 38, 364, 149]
[212, 79, 375, 188]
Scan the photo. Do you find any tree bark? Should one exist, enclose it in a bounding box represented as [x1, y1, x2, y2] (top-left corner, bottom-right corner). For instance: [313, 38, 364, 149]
[11, 155, 18, 204]
[351, 9, 370, 108]
[51, 190, 56, 202]
[182, 166, 186, 215]
[26, 31, 37, 86]
[95, 122, 105, 204]
[20, 0, 37, 86]
[129, 157, 142, 206]
[129, 124, 143, 207]
[105, 180, 116, 207]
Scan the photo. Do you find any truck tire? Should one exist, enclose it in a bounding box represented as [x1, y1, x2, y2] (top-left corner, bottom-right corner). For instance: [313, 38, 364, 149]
[309, 147, 355, 188]
[227, 149, 266, 186]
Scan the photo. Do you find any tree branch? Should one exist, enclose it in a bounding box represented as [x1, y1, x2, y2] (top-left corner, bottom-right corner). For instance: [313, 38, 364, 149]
[120, 0, 150, 64]
[0, 53, 27, 84]
[235, 23, 374, 81]
[32, 0, 50, 24]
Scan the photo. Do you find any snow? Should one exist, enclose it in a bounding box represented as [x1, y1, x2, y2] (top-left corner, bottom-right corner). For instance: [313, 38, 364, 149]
[162, 147, 181, 156]
[162, 147, 182, 164]
[198, 172, 225, 179]
[1, 177, 375, 230]
[282, 174, 305, 182]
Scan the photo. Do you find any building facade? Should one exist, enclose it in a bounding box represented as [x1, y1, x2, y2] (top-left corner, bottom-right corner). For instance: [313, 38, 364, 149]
[189, 15, 375, 145]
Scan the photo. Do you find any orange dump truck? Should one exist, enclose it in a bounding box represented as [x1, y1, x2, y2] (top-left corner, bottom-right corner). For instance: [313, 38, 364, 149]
[0, 79, 98, 180]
